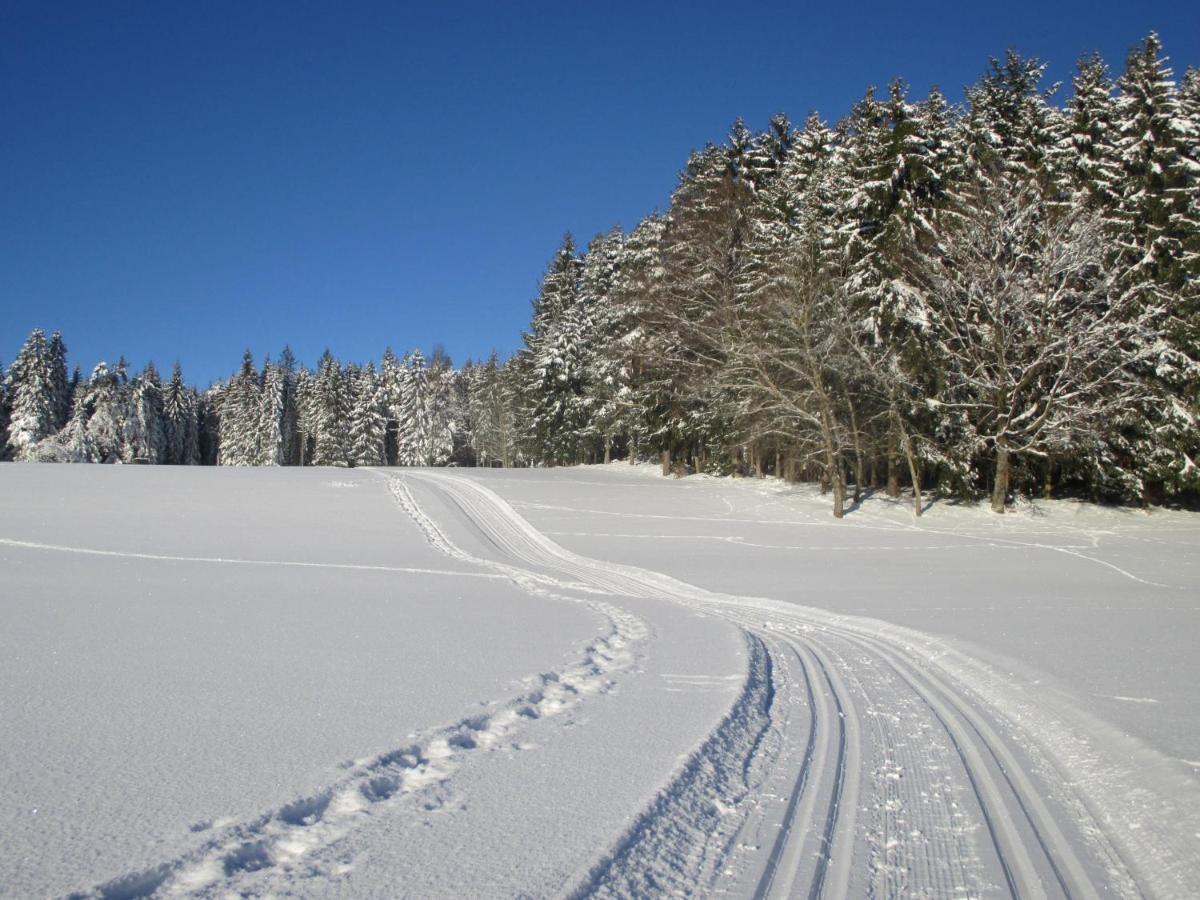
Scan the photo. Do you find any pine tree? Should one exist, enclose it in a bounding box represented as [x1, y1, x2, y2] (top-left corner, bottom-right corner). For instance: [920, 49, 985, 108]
[580, 228, 631, 462]
[961, 50, 1063, 193]
[606, 214, 667, 464]
[163, 362, 199, 464]
[80, 362, 124, 463]
[380, 347, 404, 465]
[1112, 34, 1200, 496]
[293, 366, 317, 465]
[348, 361, 387, 466]
[0, 358, 9, 457]
[276, 346, 300, 466]
[530, 299, 592, 463]
[218, 351, 260, 466]
[518, 235, 583, 460]
[256, 360, 286, 466]
[311, 350, 350, 467]
[122, 362, 165, 463]
[5, 329, 58, 459]
[47, 331, 70, 430]
[1059, 53, 1122, 213]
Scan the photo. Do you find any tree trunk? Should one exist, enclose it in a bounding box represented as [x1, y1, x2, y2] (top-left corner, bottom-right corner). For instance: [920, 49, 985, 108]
[886, 429, 900, 499]
[1043, 458, 1053, 500]
[818, 405, 844, 518]
[754, 444, 764, 479]
[848, 402, 864, 503]
[603, 437, 611, 465]
[661, 448, 671, 477]
[901, 428, 922, 517]
[992, 440, 1010, 513]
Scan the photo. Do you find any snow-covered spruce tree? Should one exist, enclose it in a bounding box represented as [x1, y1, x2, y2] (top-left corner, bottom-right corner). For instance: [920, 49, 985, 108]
[217, 351, 260, 466]
[530, 298, 592, 464]
[1113, 34, 1196, 294]
[348, 361, 387, 467]
[730, 130, 858, 517]
[578, 228, 628, 463]
[79, 362, 124, 463]
[439, 358, 475, 466]
[121, 362, 166, 463]
[1110, 34, 1200, 498]
[0, 358, 9, 456]
[1058, 53, 1123, 215]
[4, 329, 58, 459]
[380, 346, 404, 465]
[255, 360, 286, 466]
[959, 50, 1065, 197]
[516, 234, 583, 463]
[838, 81, 961, 506]
[162, 362, 199, 464]
[311, 350, 350, 467]
[46, 331, 70, 430]
[54, 387, 99, 463]
[196, 388, 221, 465]
[640, 133, 760, 475]
[275, 346, 301, 466]
[463, 355, 496, 468]
[395, 349, 453, 466]
[292, 366, 317, 466]
[606, 213, 667, 465]
[904, 174, 1154, 512]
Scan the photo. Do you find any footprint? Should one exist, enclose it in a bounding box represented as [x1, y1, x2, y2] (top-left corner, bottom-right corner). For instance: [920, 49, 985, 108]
[277, 792, 331, 827]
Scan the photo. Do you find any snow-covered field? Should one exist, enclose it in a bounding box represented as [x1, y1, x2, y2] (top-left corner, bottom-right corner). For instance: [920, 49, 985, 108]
[2, 464, 1198, 898]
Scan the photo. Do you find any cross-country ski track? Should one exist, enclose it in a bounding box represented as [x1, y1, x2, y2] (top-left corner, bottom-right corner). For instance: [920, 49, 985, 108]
[35, 466, 1200, 898]
[388, 470, 1199, 899]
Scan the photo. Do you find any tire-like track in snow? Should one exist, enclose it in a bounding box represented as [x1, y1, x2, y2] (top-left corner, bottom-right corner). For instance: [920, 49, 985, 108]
[398, 470, 1199, 900]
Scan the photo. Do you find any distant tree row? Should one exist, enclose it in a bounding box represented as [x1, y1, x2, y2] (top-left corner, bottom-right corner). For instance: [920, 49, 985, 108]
[0, 333, 519, 470]
[3, 34, 1196, 514]
[509, 33, 1199, 513]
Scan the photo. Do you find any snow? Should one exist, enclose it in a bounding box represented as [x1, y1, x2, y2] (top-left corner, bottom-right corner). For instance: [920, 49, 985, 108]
[2, 462, 1199, 897]
[483, 463, 1200, 763]
[0, 465, 743, 897]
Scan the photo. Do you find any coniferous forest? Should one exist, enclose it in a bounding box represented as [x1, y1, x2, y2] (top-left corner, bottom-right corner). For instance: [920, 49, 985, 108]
[3, 35, 1197, 515]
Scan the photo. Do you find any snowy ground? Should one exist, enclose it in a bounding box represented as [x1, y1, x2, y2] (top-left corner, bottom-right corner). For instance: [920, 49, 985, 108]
[1, 463, 1198, 898]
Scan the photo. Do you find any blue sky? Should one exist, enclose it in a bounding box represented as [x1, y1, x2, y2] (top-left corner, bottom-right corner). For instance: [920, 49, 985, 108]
[2, 1, 1197, 385]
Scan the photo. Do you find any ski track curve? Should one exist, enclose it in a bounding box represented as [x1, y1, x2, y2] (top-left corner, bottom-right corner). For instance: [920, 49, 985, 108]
[65, 478, 650, 900]
[62, 469, 1200, 899]
[398, 470, 1199, 900]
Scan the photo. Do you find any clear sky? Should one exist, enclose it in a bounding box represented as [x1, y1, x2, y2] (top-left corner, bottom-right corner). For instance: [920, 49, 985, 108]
[2, 1, 1197, 385]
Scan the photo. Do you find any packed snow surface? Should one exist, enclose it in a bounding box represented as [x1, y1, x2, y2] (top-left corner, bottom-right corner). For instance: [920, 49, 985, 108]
[1, 463, 1198, 898]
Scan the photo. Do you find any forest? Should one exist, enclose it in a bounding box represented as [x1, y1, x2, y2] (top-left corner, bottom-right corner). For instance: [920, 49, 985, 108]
[3, 34, 1196, 515]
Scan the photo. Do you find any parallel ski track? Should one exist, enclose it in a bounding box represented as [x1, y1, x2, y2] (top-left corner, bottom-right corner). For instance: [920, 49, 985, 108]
[751, 645, 818, 900]
[399, 470, 1157, 900]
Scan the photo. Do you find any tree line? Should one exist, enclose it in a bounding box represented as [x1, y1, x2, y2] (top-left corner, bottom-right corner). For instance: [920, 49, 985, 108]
[511, 33, 1198, 514]
[2, 34, 1196, 514]
[0, 335, 517, 470]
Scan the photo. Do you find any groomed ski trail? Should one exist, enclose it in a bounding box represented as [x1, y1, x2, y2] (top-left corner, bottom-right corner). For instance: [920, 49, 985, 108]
[400, 469, 1200, 900]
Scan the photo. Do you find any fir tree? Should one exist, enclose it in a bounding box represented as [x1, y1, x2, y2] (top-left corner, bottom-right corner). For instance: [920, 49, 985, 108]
[380, 347, 404, 465]
[218, 351, 260, 466]
[47, 331, 70, 430]
[256, 360, 286, 466]
[348, 361, 387, 466]
[1059, 53, 1122, 213]
[5, 329, 58, 459]
[122, 362, 165, 463]
[163, 362, 199, 465]
[311, 351, 350, 467]
[0, 358, 9, 456]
